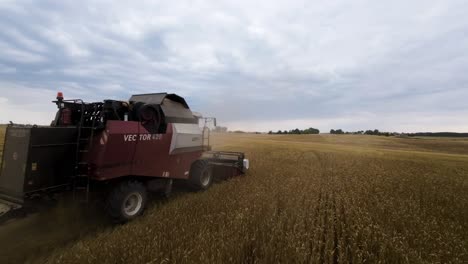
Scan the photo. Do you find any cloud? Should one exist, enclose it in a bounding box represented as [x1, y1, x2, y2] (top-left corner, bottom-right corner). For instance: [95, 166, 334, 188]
[0, 40, 46, 63]
[0, 0, 467, 132]
[0, 83, 57, 124]
[0, 25, 48, 53]
[0, 64, 16, 74]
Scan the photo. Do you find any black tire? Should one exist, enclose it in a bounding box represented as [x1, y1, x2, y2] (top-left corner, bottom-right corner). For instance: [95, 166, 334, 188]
[106, 181, 147, 223]
[189, 160, 213, 191]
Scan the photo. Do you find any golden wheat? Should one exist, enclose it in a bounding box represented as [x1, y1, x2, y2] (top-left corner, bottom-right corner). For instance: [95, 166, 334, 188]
[0, 130, 467, 263]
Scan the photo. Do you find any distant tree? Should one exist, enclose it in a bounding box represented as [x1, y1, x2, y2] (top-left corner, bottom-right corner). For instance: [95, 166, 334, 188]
[270, 127, 319, 135]
[292, 128, 301, 134]
[330, 129, 344, 134]
[268, 131, 273, 134]
[302, 127, 320, 134]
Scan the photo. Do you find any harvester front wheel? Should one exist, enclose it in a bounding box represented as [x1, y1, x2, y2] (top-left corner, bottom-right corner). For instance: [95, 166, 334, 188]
[106, 181, 148, 222]
[189, 160, 213, 191]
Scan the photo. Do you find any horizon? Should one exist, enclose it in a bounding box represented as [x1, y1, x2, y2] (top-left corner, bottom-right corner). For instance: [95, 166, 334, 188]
[1, 122, 467, 135]
[0, 1, 467, 132]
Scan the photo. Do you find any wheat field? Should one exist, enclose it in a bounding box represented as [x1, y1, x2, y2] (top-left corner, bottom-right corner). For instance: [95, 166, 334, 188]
[0, 127, 467, 263]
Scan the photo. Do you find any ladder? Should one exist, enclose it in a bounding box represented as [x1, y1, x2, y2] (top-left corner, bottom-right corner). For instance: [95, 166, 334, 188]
[202, 126, 210, 150]
[201, 117, 216, 151]
[72, 102, 99, 203]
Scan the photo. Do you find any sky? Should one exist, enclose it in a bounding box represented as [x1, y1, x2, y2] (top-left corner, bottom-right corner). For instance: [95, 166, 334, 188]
[0, 0, 467, 133]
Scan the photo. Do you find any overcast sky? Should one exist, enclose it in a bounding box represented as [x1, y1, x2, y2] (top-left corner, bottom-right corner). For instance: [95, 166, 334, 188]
[0, 0, 467, 132]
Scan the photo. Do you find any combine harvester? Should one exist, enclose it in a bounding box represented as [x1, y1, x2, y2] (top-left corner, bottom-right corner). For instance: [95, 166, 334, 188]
[0, 92, 249, 222]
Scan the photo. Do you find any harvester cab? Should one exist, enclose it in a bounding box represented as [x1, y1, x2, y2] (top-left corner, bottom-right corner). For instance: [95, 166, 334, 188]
[0, 92, 249, 222]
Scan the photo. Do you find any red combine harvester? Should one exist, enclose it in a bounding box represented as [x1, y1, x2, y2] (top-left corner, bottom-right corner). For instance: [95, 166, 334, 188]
[0, 92, 249, 222]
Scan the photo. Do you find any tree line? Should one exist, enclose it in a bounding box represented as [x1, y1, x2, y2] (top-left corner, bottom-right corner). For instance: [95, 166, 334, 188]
[268, 127, 320, 134]
[214, 126, 468, 137]
[330, 129, 396, 136]
[330, 129, 468, 137]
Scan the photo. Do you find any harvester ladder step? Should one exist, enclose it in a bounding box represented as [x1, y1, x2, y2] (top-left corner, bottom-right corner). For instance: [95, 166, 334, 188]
[202, 126, 210, 148]
[72, 103, 99, 204]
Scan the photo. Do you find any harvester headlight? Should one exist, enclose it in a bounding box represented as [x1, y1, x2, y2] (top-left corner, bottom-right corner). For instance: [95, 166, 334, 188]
[243, 159, 250, 170]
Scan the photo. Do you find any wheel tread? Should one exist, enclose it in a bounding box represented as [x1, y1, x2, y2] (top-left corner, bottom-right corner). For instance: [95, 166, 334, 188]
[189, 160, 213, 191]
[105, 180, 147, 222]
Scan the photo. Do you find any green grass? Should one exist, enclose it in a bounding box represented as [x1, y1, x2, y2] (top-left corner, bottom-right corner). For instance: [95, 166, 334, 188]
[1, 133, 468, 263]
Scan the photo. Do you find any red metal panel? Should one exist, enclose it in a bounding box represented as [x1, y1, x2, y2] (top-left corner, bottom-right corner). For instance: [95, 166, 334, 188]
[88, 121, 202, 181]
[130, 123, 173, 178]
[87, 121, 138, 179]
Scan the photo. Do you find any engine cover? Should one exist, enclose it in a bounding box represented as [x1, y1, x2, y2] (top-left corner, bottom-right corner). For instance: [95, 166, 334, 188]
[169, 123, 203, 154]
